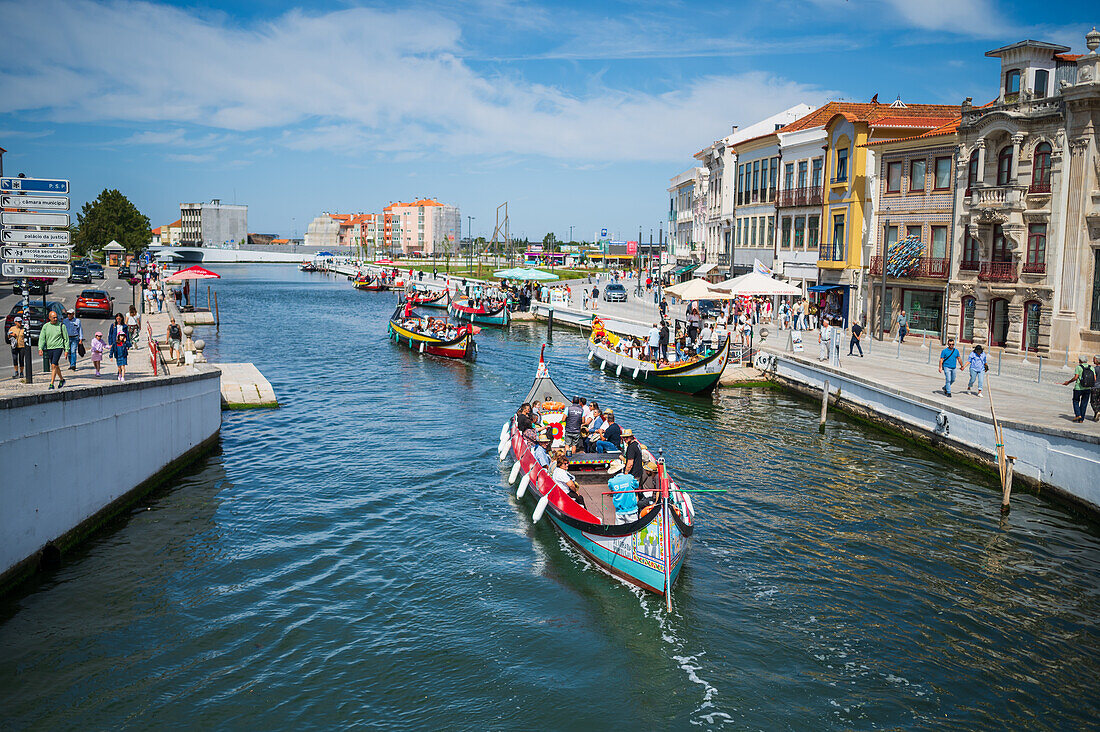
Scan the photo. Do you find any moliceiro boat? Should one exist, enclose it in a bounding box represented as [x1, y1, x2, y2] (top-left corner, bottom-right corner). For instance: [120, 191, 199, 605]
[407, 287, 449, 309]
[587, 317, 729, 396]
[499, 349, 693, 608]
[388, 306, 478, 360]
[449, 297, 510, 326]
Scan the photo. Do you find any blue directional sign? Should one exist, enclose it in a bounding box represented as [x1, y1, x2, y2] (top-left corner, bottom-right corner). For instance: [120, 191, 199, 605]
[0, 177, 70, 194]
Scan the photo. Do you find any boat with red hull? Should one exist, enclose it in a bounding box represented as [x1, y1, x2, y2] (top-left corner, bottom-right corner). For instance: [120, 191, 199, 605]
[388, 306, 477, 360]
[450, 297, 510, 326]
[498, 349, 693, 608]
[407, 288, 449, 308]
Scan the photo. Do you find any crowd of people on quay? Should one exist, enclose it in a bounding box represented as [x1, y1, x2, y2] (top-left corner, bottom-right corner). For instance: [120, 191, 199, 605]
[515, 396, 662, 525]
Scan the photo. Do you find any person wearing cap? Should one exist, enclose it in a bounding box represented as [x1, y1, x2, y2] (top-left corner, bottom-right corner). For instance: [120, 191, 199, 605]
[8, 316, 25, 380]
[1062, 356, 1096, 423]
[62, 309, 84, 371]
[90, 331, 107, 377]
[607, 459, 639, 524]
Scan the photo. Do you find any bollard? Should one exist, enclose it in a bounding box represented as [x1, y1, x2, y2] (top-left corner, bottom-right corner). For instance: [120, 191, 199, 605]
[997, 348, 1002, 376]
[214, 291, 220, 333]
[819, 379, 829, 433]
[927, 343, 932, 364]
[547, 307, 554, 339]
[896, 339, 902, 359]
[1037, 355, 1043, 383]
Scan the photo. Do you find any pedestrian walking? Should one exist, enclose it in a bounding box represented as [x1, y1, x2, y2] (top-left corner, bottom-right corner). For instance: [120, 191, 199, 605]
[582, 289, 590, 310]
[647, 323, 660, 361]
[1062, 356, 1095, 423]
[8, 316, 25, 380]
[659, 298, 668, 320]
[938, 337, 962, 397]
[38, 309, 68, 389]
[591, 286, 599, 311]
[111, 331, 130, 381]
[896, 309, 909, 343]
[156, 287, 165, 313]
[1091, 355, 1100, 422]
[965, 344, 988, 396]
[62, 308, 84, 371]
[818, 318, 833, 361]
[848, 320, 864, 357]
[166, 317, 183, 365]
[109, 313, 126, 347]
[90, 331, 106, 376]
[126, 304, 141, 344]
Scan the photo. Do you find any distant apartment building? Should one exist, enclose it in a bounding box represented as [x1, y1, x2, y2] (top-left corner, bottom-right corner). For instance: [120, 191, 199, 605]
[304, 213, 345, 248]
[179, 199, 247, 247]
[668, 167, 704, 261]
[152, 218, 183, 247]
[382, 199, 460, 256]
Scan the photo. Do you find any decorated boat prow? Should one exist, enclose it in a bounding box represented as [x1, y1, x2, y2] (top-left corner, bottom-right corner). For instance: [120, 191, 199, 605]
[407, 287, 450, 308]
[587, 317, 729, 396]
[449, 297, 510, 326]
[388, 305, 478, 360]
[498, 346, 694, 604]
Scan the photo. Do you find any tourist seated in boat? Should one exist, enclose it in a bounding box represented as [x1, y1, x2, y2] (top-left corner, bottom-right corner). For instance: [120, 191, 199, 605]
[583, 400, 600, 429]
[607, 459, 639, 524]
[525, 429, 551, 468]
[552, 454, 586, 508]
[592, 410, 622, 453]
[516, 403, 533, 433]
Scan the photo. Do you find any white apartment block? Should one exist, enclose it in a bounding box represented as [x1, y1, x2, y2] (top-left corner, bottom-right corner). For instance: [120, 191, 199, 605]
[668, 167, 705, 261]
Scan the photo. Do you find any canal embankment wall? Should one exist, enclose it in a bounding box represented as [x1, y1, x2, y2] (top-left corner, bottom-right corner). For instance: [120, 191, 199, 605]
[766, 353, 1100, 515]
[0, 366, 222, 590]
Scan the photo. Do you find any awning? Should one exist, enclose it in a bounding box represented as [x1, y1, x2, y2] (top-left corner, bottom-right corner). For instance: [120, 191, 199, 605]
[672, 264, 697, 276]
[694, 263, 717, 276]
[660, 263, 676, 274]
[807, 284, 847, 292]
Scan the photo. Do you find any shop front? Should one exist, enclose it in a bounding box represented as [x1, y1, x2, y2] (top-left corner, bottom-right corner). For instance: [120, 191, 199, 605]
[807, 284, 849, 328]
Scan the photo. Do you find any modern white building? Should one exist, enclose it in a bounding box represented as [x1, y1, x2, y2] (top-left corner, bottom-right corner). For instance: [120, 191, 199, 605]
[775, 110, 830, 290]
[668, 167, 705, 261]
[179, 199, 247, 248]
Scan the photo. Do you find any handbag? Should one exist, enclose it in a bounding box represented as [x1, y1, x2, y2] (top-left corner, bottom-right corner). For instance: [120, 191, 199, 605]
[77, 341, 86, 357]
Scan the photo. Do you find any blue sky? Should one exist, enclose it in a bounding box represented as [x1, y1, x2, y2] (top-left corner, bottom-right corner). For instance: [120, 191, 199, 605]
[0, 0, 1093, 242]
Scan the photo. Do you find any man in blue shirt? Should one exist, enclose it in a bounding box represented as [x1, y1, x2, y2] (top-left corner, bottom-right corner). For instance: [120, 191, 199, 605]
[62, 309, 83, 371]
[532, 431, 552, 468]
[938, 337, 962, 397]
[607, 459, 639, 524]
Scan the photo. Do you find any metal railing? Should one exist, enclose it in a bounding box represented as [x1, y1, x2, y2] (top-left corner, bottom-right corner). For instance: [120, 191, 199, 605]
[978, 261, 1018, 282]
[869, 256, 949, 279]
[778, 186, 824, 207]
[1028, 181, 1051, 194]
[1021, 261, 1046, 274]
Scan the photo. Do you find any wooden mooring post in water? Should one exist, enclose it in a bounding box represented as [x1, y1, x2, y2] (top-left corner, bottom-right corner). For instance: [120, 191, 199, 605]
[819, 380, 829, 432]
[987, 381, 1015, 513]
[214, 291, 220, 333]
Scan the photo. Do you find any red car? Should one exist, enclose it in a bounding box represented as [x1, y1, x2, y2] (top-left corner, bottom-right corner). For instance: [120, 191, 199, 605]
[75, 289, 114, 319]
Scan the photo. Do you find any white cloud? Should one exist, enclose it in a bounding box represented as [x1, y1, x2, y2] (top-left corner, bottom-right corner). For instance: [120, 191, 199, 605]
[0, 0, 831, 162]
[165, 153, 214, 163]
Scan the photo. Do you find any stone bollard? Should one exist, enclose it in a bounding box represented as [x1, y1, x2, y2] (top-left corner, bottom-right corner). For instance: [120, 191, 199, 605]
[193, 339, 206, 363]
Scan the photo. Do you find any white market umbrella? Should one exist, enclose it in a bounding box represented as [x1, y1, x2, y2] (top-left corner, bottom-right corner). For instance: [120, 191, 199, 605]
[712, 271, 802, 297]
[664, 277, 727, 301]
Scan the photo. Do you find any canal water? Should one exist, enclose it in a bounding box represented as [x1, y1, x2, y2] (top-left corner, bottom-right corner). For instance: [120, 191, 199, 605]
[2, 264, 1098, 729]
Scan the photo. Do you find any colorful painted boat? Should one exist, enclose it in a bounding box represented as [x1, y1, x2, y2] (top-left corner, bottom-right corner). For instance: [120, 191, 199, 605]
[499, 349, 694, 607]
[449, 297, 510, 327]
[586, 318, 729, 396]
[299, 261, 318, 272]
[387, 307, 477, 360]
[354, 278, 392, 292]
[408, 288, 449, 309]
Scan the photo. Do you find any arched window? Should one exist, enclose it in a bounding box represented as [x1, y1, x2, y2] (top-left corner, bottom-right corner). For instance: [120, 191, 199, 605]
[1031, 142, 1052, 191]
[967, 155, 979, 192]
[997, 146, 1013, 186]
[960, 296, 976, 343]
[1023, 300, 1041, 352]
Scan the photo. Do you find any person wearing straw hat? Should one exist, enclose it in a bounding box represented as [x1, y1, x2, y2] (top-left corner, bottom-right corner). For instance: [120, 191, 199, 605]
[607, 459, 638, 524]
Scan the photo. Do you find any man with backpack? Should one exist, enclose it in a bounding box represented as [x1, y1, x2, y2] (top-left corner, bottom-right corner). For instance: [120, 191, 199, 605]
[938, 337, 962, 397]
[1063, 356, 1096, 423]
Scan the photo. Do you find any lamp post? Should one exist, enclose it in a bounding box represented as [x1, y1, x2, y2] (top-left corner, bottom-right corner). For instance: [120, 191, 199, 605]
[466, 215, 475, 275]
[879, 213, 890, 341]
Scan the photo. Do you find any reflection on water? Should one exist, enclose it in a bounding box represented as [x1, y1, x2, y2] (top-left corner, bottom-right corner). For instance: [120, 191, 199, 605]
[1, 265, 1097, 730]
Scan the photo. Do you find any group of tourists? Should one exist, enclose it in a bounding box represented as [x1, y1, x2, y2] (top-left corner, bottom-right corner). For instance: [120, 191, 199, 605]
[515, 396, 660, 525]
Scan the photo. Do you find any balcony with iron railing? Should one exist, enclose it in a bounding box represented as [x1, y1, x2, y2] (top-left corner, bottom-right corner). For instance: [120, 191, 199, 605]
[778, 186, 824, 208]
[978, 260, 1018, 282]
[959, 258, 980, 272]
[869, 256, 949, 279]
[1021, 260, 1046, 275]
[1027, 180, 1051, 195]
[818, 240, 846, 263]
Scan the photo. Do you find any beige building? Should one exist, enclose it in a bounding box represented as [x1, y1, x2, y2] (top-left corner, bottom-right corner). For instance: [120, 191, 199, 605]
[949, 30, 1100, 356]
[383, 199, 460, 256]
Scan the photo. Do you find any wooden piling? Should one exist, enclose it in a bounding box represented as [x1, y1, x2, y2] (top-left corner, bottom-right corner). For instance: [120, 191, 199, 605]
[819, 379, 829, 432]
[214, 291, 220, 333]
[1001, 456, 1016, 514]
[207, 285, 211, 313]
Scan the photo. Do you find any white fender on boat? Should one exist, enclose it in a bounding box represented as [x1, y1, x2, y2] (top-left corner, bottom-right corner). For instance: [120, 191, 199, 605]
[633, 368, 640, 379]
[532, 494, 550, 523]
[419, 342, 425, 353]
[600, 360, 607, 371]
[508, 461, 521, 484]
[498, 441, 510, 461]
[517, 473, 530, 499]
[500, 422, 510, 442]
[616, 364, 623, 376]
[588, 352, 594, 362]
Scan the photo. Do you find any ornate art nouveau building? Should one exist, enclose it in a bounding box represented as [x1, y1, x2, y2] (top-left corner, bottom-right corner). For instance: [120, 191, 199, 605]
[949, 30, 1100, 356]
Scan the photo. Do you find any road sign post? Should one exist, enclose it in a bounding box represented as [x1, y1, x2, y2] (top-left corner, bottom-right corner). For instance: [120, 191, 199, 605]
[0, 194, 69, 210]
[0, 177, 69, 194]
[2, 262, 71, 278]
[0, 212, 70, 227]
[2, 245, 71, 262]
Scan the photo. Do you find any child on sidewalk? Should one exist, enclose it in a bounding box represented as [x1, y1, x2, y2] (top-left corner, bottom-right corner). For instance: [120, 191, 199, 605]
[111, 331, 130, 381]
[90, 331, 107, 376]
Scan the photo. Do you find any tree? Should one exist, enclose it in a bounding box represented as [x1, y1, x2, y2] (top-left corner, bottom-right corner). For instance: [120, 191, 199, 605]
[73, 189, 151, 256]
[542, 232, 557, 252]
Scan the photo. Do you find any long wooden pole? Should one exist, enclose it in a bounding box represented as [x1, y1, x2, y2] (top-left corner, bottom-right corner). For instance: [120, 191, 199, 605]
[214, 291, 220, 333]
[987, 380, 1010, 511]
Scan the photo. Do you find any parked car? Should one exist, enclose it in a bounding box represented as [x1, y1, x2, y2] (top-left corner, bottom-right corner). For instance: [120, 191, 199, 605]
[75, 289, 114, 319]
[5, 301, 66, 345]
[10, 278, 51, 296]
[697, 299, 725, 321]
[68, 264, 92, 284]
[86, 262, 105, 279]
[117, 264, 132, 278]
[603, 283, 628, 302]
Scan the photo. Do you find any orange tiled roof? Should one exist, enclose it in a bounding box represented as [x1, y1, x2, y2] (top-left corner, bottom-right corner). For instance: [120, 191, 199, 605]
[272, 238, 289, 244]
[1055, 53, 1082, 62]
[864, 116, 961, 146]
[168, 218, 182, 228]
[776, 101, 960, 135]
[329, 213, 352, 221]
[152, 226, 162, 235]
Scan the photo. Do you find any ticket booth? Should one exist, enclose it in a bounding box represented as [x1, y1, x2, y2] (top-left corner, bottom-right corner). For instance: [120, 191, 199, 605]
[103, 240, 125, 266]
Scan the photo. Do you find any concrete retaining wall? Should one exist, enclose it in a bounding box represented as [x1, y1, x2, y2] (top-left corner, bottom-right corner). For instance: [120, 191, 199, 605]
[0, 366, 222, 585]
[771, 355, 1100, 514]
